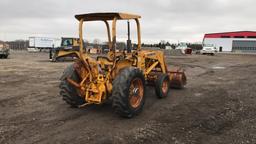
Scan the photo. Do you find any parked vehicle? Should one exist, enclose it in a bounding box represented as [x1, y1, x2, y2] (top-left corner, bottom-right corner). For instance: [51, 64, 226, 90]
[0, 42, 10, 59]
[200, 44, 217, 55]
[28, 37, 61, 51]
[59, 12, 187, 118]
[51, 37, 80, 62]
[176, 43, 192, 54]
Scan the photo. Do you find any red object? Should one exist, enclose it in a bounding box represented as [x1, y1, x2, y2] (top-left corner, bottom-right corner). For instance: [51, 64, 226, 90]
[185, 48, 192, 54]
[204, 31, 256, 38]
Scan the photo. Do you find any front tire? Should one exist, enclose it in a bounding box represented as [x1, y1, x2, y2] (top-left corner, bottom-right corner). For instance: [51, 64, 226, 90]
[112, 67, 145, 118]
[59, 64, 85, 107]
[155, 74, 170, 98]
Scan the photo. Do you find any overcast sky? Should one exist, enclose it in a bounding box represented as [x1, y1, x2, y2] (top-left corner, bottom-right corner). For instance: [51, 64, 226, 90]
[0, 0, 255, 43]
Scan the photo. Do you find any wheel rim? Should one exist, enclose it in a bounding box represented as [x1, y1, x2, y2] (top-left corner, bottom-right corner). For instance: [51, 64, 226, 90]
[129, 78, 144, 108]
[162, 79, 168, 95]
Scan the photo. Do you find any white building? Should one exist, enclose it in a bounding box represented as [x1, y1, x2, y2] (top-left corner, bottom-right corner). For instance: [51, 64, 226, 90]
[203, 31, 256, 53]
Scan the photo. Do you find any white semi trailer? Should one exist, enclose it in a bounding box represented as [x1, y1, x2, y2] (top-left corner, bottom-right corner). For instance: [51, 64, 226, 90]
[28, 37, 61, 52]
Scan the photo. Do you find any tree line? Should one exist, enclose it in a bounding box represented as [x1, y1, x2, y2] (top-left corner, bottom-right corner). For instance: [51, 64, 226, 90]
[2, 39, 203, 51]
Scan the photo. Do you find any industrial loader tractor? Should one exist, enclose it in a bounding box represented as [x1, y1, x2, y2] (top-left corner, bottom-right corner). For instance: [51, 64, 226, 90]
[51, 37, 80, 62]
[59, 12, 187, 118]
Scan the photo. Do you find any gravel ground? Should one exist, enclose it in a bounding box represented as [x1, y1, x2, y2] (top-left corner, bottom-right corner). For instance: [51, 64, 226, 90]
[0, 51, 256, 144]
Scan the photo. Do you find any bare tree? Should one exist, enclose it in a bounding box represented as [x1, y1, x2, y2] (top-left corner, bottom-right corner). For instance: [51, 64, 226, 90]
[93, 38, 100, 48]
[84, 40, 89, 47]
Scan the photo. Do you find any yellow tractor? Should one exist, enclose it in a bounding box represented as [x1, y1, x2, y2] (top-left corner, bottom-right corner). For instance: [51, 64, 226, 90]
[59, 12, 187, 118]
[52, 37, 80, 62]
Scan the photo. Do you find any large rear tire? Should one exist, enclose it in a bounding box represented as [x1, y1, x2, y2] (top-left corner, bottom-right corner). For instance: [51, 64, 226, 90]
[112, 67, 145, 118]
[59, 64, 85, 107]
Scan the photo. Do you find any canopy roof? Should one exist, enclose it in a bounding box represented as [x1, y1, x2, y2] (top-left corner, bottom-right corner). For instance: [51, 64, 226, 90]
[75, 12, 141, 21]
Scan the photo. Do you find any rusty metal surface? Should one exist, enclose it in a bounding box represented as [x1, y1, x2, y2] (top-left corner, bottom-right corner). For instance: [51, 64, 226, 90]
[169, 68, 187, 89]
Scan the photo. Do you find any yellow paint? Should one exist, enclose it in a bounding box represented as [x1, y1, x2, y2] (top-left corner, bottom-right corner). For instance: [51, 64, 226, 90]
[65, 12, 186, 106]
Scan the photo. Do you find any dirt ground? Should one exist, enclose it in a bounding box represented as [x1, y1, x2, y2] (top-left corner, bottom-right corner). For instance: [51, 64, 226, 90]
[0, 51, 256, 144]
